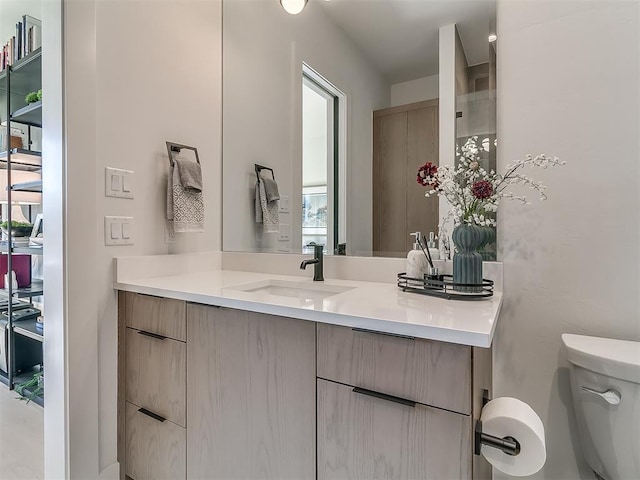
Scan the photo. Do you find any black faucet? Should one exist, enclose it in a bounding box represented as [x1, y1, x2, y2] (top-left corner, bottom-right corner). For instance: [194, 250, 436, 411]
[300, 244, 324, 281]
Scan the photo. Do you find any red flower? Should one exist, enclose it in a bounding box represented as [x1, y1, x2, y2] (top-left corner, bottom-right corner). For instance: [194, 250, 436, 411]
[471, 180, 494, 200]
[417, 162, 438, 188]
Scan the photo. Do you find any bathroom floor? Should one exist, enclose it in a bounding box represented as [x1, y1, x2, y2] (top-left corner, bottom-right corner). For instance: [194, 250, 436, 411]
[0, 383, 44, 479]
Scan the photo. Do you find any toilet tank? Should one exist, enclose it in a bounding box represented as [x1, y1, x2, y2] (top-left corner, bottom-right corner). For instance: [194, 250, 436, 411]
[562, 334, 640, 480]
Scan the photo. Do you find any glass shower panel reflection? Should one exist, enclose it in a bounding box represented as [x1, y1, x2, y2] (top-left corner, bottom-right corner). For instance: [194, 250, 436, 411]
[455, 41, 497, 260]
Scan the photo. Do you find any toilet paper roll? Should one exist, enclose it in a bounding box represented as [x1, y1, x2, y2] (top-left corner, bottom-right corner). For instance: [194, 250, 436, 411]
[480, 397, 546, 477]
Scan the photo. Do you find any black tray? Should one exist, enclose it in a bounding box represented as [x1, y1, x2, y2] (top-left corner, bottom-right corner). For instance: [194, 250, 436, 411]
[397, 273, 493, 300]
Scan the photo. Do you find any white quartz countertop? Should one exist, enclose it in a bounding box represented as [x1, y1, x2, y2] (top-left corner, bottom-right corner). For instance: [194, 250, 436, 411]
[115, 269, 501, 348]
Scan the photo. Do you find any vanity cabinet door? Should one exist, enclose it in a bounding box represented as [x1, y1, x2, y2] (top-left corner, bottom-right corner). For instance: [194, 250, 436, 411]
[317, 379, 471, 480]
[187, 304, 316, 480]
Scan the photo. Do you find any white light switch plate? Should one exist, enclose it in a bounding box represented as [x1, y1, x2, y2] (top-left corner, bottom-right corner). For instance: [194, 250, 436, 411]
[105, 216, 134, 245]
[105, 167, 134, 199]
[278, 195, 290, 213]
[278, 223, 290, 241]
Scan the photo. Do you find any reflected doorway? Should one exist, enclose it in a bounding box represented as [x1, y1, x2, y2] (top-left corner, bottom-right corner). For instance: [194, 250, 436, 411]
[302, 65, 345, 255]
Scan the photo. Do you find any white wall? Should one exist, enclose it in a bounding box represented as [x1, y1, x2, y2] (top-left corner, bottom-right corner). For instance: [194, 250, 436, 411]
[59, 0, 222, 477]
[390, 74, 439, 107]
[41, 0, 66, 476]
[495, 1, 640, 479]
[222, 0, 389, 256]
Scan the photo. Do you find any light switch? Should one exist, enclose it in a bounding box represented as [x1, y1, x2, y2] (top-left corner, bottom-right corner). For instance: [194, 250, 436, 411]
[105, 167, 134, 199]
[110, 174, 121, 191]
[105, 216, 134, 245]
[279, 195, 290, 213]
[278, 223, 290, 241]
[121, 222, 131, 239]
[110, 222, 120, 240]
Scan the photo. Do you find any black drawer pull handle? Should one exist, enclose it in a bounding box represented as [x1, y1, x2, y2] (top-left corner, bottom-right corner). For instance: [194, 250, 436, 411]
[137, 330, 167, 341]
[140, 293, 164, 300]
[138, 407, 166, 423]
[352, 387, 416, 408]
[352, 328, 415, 341]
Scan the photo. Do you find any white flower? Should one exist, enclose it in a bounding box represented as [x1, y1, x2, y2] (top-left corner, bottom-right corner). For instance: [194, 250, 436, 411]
[418, 137, 563, 228]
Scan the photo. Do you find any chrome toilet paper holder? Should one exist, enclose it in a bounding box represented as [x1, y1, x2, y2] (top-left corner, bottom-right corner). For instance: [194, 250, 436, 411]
[475, 390, 522, 457]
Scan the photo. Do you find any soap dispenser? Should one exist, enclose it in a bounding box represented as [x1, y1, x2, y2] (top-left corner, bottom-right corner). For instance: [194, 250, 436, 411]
[406, 232, 429, 279]
[427, 231, 440, 261]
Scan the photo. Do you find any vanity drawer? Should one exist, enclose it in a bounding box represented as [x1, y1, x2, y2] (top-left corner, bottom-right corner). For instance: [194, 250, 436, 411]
[125, 401, 186, 480]
[126, 327, 186, 427]
[317, 379, 471, 480]
[124, 292, 186, 342]
[317, 324, 471, 414]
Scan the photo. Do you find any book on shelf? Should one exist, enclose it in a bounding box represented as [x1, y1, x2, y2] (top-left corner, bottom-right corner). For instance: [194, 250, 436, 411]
[0, 14, 41, 72]
[22, 15, 42, 57]
[16, 23, 22, 61]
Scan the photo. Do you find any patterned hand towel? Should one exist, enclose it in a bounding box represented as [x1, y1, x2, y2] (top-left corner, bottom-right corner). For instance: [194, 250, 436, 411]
[167, 159, 205, 233]
[255, 180, 279, 233]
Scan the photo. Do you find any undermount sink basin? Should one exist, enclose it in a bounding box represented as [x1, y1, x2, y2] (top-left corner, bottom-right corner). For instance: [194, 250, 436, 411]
[229, 279, 354, 301]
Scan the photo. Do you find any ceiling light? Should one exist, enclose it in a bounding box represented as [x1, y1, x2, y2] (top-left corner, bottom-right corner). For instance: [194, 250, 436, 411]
[488, 34, 497, 43]
[280, 0, 308, 15]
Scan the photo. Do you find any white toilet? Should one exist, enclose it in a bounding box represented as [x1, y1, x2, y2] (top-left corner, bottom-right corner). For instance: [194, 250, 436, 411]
[562, 333, 640, 480]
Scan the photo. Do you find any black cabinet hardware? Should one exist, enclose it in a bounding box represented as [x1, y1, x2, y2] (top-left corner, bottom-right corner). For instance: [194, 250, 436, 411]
[138, 407, 166, 423]
[137, 330, 167, 341]
[351, 327, 415, 341]
[352, 387, 416, 408]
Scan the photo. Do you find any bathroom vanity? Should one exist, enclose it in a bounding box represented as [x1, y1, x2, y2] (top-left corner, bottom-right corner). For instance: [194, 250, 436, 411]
[116, 264, 500, 480]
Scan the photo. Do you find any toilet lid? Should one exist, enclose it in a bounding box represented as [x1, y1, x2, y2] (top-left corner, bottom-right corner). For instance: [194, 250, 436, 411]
[562, 334, 640, 384]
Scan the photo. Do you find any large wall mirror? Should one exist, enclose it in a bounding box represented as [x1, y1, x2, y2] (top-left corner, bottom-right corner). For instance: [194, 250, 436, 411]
[222, 0, 496, 258]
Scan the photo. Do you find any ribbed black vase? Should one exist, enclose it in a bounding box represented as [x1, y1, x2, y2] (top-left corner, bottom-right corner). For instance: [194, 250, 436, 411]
[452, 223, 484, 292]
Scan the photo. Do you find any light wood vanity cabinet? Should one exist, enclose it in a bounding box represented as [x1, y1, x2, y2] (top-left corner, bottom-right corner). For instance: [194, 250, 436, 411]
[317, 323, 472, 414]
[119, 292, 187, 480]
[125, 402, 186, 480]
[118, 292, 491, 480]
[317, 379, 471, 480]
[316, 324, 481, 480]
[186, 304, 316, 480]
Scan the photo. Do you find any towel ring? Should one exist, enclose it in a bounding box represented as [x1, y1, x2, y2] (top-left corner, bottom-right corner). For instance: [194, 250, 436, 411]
[255, 163, 275, 182]
[166, 141, 201, 166]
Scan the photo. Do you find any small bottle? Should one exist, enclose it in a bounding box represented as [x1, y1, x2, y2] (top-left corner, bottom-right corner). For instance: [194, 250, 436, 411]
[427, 232, 440, 261]
[406, 232, 429, 280]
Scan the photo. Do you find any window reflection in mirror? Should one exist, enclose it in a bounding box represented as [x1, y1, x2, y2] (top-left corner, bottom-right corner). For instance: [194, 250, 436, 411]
[302, 71, 334, 254]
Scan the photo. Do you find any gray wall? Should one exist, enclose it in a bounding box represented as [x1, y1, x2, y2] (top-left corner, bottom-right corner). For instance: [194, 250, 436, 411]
[495, 1, 640, 479]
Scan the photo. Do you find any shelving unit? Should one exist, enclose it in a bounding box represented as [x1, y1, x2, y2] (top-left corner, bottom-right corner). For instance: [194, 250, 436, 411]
[0, 149, 42, 170]
[11, 100, 41, 127]
[11, 179, 42, 192]
[1, 41, 44, 405]
[13, 318, 43, 343]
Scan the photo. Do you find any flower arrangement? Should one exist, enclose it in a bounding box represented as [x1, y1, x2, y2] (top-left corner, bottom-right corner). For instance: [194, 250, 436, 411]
[417, 136, 565, 227]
